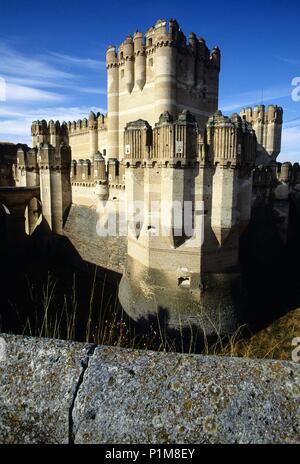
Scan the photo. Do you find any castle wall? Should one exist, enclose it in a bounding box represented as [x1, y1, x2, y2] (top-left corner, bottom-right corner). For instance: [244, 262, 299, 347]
[68, 132, 90, 160]
[31, 114, 108, 163]
[67, 127, 108, 161]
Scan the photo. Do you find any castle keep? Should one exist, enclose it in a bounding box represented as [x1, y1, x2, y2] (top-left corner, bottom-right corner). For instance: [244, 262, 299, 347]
[106, 19, 220, 158]
[1, 18, 298, 336]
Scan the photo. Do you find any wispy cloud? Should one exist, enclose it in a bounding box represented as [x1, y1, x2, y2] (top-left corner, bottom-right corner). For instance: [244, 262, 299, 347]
[5, 82, 64, 103]
[279, 125, 300, 163]
[0, 40, 106, 143]
[76, 86, 106, 95]
[0, 43, 74, 80]
[0, 105, 107, 145]
[0, 42, 106, 105]
[274, 55, 300, 66]
[7, 76, 66, 89]
[49, 51, 105, 70]
[220, 86, 290, 113]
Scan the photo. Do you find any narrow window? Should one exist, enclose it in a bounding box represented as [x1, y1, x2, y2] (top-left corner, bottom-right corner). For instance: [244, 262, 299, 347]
[178, 277, 191, 288]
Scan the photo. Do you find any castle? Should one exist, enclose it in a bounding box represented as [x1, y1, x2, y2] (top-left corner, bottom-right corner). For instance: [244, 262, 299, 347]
[1, 19, 299, 336]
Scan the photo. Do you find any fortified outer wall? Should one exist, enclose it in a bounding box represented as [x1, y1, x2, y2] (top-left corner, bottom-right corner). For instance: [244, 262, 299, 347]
[67, 113, 107, 160]
[31, 112, 107, 162]
[0, 334, 299, 444]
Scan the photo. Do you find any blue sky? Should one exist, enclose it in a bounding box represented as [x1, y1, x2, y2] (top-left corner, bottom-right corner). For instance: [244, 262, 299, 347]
[0, 0, 299, 162]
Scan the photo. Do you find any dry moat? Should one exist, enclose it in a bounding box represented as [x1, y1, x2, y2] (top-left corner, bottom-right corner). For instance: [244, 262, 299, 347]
[1, 200, 300, 357]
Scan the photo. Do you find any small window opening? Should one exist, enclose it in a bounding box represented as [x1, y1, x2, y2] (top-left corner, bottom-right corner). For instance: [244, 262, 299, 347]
[178, 277, 191, 288]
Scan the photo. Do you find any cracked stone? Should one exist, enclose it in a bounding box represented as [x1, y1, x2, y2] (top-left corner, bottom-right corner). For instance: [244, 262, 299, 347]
[0, 334, 93, 444]
[0, 335, 299, 444]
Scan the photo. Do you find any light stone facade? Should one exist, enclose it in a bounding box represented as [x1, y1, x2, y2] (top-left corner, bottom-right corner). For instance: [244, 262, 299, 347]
[118, 110, 257, 333]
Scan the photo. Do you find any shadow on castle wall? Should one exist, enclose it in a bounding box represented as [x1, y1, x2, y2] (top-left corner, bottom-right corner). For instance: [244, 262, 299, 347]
[0, 212, 122, 341]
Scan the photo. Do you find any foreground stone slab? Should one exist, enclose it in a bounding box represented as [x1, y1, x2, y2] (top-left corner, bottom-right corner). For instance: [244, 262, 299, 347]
[0, 334, 299, 444]
[0, 334, 93, 444]
[73, 346, 300, 444]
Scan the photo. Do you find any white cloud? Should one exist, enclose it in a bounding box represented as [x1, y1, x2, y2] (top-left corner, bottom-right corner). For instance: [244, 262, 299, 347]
[220, 87, 290, 113]
[49, 52, 105, 70]
[75, 86, 106, 95]
[0, 105, 107, 145]
[5, 82, 64, 103]
[0, 41, 107, 144]
[6, 76, 65, 89]
[279, 125, 300, 163]
[274, 55, 300, 66]
[0, 44, 74, 81]
[0, 119, 30, 136]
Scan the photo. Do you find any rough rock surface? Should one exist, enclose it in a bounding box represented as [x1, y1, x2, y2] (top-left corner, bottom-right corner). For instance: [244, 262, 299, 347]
[73, 346, 300, 444]
[0, 334, 94, 444]
[0, 334, 299, 444]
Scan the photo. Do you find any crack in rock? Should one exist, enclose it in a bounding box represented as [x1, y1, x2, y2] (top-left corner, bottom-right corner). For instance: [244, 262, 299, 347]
[68, 344, 97, 444]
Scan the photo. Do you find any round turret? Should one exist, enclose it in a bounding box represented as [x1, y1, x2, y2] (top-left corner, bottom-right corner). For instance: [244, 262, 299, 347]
[106, 45, 118, 67]
[133, 31, 144, 51]
[188, 32, 197, 50]
[281, 161, 292, 182]
[211, 47, 221, 69]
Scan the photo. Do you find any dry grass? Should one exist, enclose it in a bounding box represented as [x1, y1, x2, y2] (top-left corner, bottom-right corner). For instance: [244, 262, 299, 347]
[17, 272, 300, 361]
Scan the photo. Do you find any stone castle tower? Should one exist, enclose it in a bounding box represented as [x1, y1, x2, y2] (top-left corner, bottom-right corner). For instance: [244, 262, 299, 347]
[16, 146, 40, 235]
[118, 110, 256, 334]
[106, 18, 220, 159]
[16, 143, 72, 234]
[240, 105, 283, 162]
[38, 143, 72, 233]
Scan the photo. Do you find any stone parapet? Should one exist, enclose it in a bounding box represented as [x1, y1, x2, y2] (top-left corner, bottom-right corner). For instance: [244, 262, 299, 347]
[0, 333, 299, 444]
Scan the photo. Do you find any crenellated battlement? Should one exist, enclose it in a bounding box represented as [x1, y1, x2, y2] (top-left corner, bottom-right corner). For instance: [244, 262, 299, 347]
[123, 109, 257, 172]
[253, 161, 300, 189]
[107, 19, 220, 85]
[32, 112, 107, 140]
[123, 110, 199, 166]
[240, 104, 283, 125]
[206, 111, 257, 169]
[38, 143, 71, 170]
